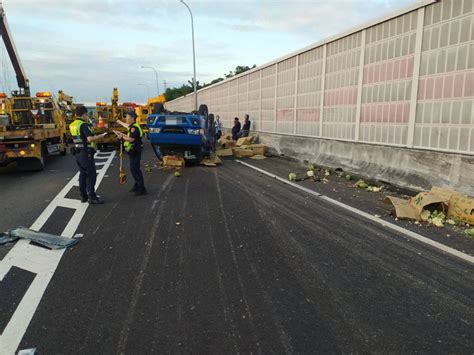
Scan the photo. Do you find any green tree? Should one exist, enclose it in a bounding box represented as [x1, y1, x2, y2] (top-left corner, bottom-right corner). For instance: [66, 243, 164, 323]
[164, 64, 257, 101]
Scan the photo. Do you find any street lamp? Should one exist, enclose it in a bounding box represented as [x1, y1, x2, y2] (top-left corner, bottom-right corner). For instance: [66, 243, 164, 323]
[137, 83, 150, 101]
[179, 0, 198, 111]
[141, 65, 160, 96]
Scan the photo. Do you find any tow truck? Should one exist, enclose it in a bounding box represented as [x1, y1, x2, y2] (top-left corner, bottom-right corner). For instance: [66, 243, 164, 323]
[58, 90, 78, 141]
[136, 94, 166, 126]
[0, 4, 68, 169]
[147, 104, 213, 163]
[94, 88, 131, 149]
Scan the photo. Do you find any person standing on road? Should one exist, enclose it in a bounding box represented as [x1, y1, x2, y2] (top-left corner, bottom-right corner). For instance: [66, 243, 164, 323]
[232, 117, 241, 141]
[215, 115, 223, 140]
[115, 112, 147, 196]
[69, 105, 106, 204]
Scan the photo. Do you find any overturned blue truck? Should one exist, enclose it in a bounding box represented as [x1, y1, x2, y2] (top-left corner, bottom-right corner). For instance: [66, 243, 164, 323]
[146, 104, 215, 163]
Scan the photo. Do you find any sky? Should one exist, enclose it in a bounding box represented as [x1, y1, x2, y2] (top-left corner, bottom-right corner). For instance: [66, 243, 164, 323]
[1, 0, 414, 105]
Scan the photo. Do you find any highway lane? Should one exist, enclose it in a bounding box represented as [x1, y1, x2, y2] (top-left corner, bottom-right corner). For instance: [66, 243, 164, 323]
[3, 147, 471, 353]
[0, 154, 78, 233]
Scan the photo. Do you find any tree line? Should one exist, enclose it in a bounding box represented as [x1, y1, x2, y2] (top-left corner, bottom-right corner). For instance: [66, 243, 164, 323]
[164, 64, 257, 102]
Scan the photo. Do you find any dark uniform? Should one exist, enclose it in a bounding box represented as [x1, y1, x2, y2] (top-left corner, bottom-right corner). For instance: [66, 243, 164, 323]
[70, 119, 98, 201]
[124, 122, 146, 194]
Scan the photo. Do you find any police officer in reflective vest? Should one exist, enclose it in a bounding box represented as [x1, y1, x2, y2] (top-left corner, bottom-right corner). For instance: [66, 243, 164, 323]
[115, 112, 146, 195]
[69, 105, 107, 204]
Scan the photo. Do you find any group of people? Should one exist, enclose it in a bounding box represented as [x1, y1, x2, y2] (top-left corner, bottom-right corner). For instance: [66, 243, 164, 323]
[210, 113, 251, 143]
[69, 106, 146, 205]
[231, 114, 251, 141]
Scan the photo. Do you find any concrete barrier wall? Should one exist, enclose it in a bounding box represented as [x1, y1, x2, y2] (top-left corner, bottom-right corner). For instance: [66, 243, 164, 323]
[166, 0, 474, 191]
[257, 132, 474, 195]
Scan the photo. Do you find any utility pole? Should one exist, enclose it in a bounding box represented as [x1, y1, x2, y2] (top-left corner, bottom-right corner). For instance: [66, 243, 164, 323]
[179, 0, 198, 110]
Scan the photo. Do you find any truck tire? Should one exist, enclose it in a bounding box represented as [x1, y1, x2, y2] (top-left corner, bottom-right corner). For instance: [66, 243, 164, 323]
[198, 104, 208, 117]
[153, 103, 165, 114]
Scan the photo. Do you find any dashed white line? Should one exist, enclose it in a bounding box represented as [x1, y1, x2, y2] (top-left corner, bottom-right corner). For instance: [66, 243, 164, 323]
[0, 151, 116, 354]
[235, 160, 474, 265]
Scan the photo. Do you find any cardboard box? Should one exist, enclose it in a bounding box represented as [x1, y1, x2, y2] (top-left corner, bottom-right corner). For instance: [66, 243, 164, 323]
[223, 140, 237, 149]
[216, 148, 233, 157]
[385, 186, 473, 222]
[248, 144, 265, 156]
[448, 193, 474, 224]
[236, 137, 253, 147]
[232, 148, 254, 157]
[163, 155, 185, 168]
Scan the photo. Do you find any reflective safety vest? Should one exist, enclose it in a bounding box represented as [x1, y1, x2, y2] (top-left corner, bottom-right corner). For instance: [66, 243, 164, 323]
[124, 123, 143, 152]
[69, 119, 96, 149]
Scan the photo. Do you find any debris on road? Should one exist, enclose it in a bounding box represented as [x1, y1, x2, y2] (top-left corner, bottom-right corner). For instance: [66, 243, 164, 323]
[465, 228, 474, 238]
[288, 172, 297, 181]
[174, 171, 181, 177]
[354, 180, 368, 189]
[201, 154, 222, 167]
[216, 135, 267, 159]
[2, 227, 79, 249]
[0, 232, 18, 245]
[385, 186, 474, 225]
[216, 148, 233, 157]
[162, 155, 185, 168]
[18, 348, 37, 355]
[144, 162, 152, 173]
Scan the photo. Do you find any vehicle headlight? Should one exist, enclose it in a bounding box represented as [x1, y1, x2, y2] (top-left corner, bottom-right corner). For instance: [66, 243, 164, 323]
[149, 127, 161, 133]
[187, 129, 200, 135]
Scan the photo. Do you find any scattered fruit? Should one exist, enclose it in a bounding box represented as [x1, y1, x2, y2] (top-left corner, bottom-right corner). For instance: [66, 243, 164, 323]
[288, 172, 297, 181]
[174, 171, 181, 177]
[354, 180, 368, 189]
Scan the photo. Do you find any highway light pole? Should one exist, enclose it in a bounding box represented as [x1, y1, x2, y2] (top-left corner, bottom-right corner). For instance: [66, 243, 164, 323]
[141, 65, 160, 96]
[179, 0, 198, 111]
[137, 83, 150, 101]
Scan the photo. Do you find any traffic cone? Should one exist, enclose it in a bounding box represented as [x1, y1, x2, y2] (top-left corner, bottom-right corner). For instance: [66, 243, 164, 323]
[98, 117, 105, 128]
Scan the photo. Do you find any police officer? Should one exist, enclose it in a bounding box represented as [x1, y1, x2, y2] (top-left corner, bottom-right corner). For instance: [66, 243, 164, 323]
[70, 105, 106, 204]
[115, 112, 146, 196]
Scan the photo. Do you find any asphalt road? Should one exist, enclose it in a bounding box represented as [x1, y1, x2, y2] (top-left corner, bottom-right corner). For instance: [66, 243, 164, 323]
[1, 146, 473, 353]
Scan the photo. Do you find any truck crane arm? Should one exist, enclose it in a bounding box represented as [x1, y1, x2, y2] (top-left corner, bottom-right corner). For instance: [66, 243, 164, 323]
[0, 3, 29, 96]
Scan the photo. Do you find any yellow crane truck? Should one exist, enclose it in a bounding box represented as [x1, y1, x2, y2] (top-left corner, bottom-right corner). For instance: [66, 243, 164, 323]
[58, 90, 78, 141]
[94, 87, 130, 149]
[0, 92, 68, 169]
[136, 94, 166, 125]
[0, 3, 68, 170]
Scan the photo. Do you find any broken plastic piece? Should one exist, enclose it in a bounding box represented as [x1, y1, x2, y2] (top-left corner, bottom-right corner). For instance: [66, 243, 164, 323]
[9, 227, 79, 249]
[18, 349, 37, 355]
[0, 233, 19, 245]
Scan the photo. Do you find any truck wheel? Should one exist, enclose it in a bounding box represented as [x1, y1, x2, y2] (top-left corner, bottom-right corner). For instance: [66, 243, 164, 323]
[198, 104, 208, 117]
[38, 142, 48, 169]
[153, 103, 165, 114]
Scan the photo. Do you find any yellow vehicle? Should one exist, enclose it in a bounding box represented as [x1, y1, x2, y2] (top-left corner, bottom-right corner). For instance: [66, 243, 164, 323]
[93, 88, 130, 148]
[136, 94, 166, 125]
[0, 5, 68, 169]
[0, 92, 68, 169]
[58, 90, 78, 141]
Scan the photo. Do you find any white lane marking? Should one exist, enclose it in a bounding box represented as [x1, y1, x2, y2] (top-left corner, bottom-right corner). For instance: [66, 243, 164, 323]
[235, 160, 474, 265]
[0, 151, 116, 354]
